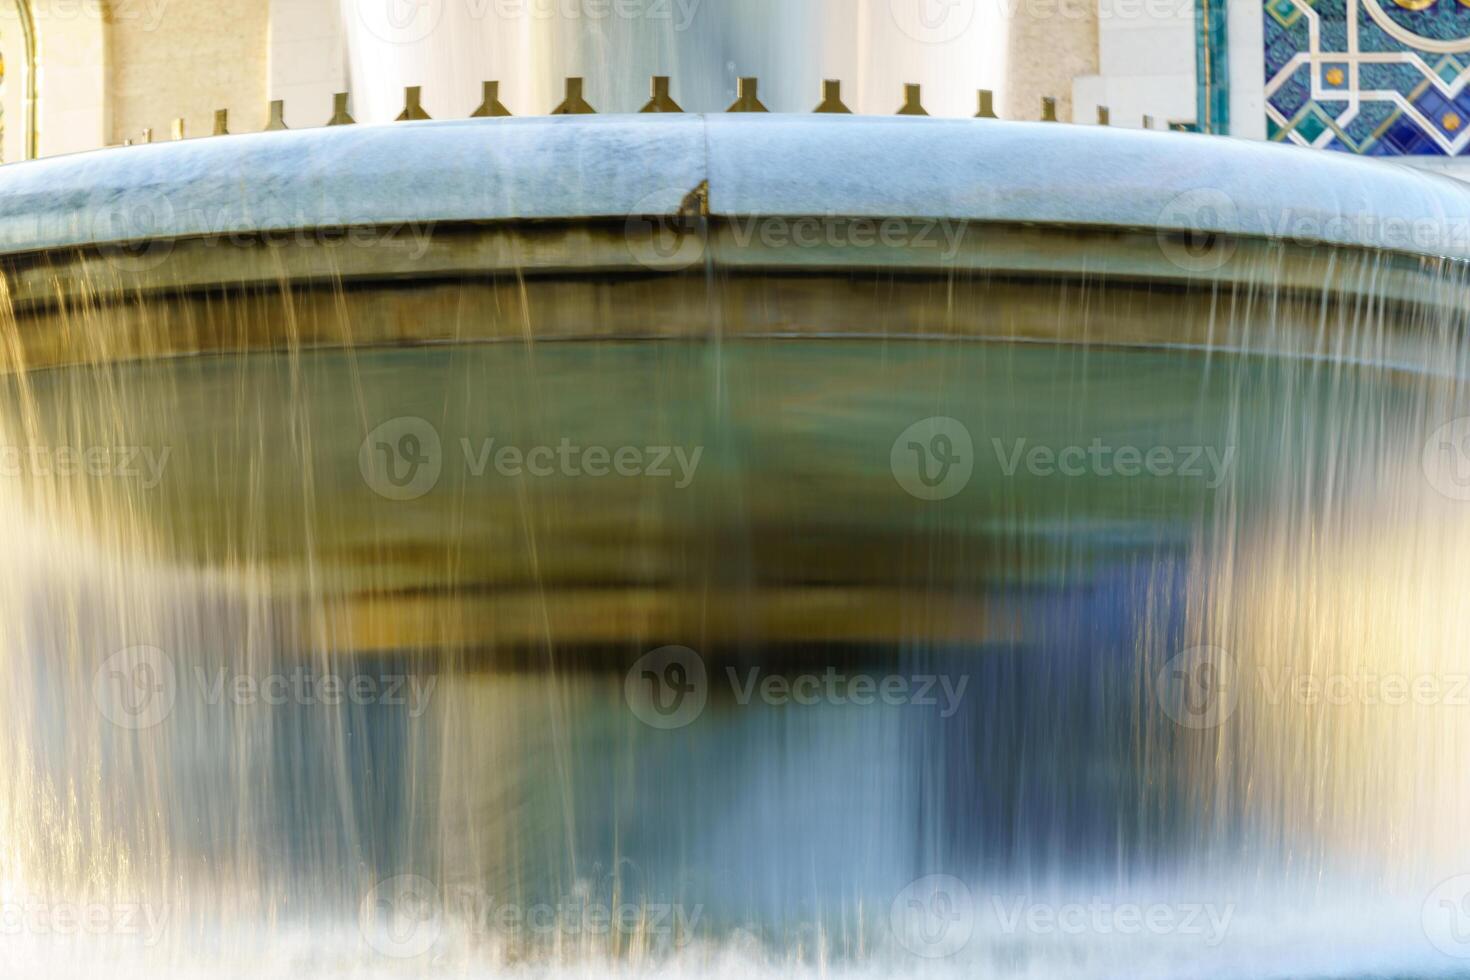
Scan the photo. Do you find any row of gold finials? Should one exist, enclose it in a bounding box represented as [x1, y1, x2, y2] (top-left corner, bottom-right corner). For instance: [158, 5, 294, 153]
[128, 76, 1191, 143]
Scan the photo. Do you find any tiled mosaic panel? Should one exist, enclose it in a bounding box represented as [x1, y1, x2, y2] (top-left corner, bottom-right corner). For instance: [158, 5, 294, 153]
[1265, 0, 1470, 153]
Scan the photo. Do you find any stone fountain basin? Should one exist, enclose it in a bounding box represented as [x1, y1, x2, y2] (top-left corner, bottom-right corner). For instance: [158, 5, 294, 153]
[0, 115, 1462, 651]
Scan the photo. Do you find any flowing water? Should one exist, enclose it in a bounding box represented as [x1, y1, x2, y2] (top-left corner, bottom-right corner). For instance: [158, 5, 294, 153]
[1, 247, 1470, 978]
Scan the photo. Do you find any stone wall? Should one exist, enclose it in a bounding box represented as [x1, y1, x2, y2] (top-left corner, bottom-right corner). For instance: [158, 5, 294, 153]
[1006, 0, 1100, 121]
[107, 0, 268, 143]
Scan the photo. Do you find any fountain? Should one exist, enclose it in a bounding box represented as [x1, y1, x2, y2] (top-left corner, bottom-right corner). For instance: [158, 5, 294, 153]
[0, 92, 1469, 978]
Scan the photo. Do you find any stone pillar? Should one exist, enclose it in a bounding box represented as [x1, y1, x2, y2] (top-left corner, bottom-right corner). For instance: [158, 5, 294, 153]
[1071, 0, 1197, 129]
[0, 2, 31, 162]
[1005, 0, 1100, 121]
[0, 0, 109, 159]
[107, 0, 268, 144]
[37, 0, 109, 155]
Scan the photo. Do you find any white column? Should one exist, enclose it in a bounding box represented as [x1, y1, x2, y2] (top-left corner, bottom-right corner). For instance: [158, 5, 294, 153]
[1227, 0, 1265, 138]
[1071, 0, 1197, 128]
[270, 0, 347, 129]
[0, 1, 111, 158]
[0, 3, 29, 162]
[36, 0, 110, 155]
[1007, 0, 1100, 121]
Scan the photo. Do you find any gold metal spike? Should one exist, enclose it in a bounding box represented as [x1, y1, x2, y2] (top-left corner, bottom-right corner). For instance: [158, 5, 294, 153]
[897, 84, 927, 116]
[265, 100, 288, 131]
[213, 109, 229, 136]
[123, 138, 134, 147]
[471, 81, 512, 117]
[1142, 114, 1155, 129]
[142, 127, 154, 143]
[171, 118, 185, 140]
[551, 77, 596, 115]
[727, 78, 768, 112]
[814, 80, 851, 113]
[640, 76, 682, 112]
[328, 93, 355, 126]
[975, 90, 997, 119]
[1041, 97, 1058, 121]
[1097, 106, 1110, 126]
[396, 87, 431, 121]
